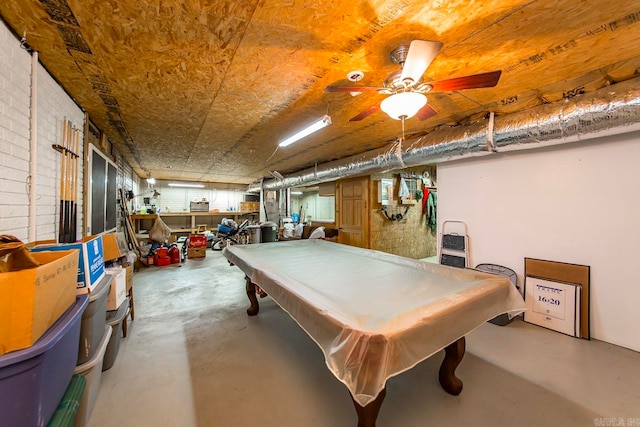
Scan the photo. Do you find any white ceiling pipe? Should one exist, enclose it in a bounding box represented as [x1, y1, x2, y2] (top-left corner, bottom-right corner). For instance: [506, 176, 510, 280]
[29, 50, 38, 242]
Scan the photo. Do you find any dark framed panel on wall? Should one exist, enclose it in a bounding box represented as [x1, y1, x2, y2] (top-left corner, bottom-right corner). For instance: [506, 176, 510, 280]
[88, 144, 117, 235]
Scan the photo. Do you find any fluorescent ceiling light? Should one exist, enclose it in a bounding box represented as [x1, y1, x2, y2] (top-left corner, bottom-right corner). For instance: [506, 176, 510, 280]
[168, 183, 205, 188]
[279, 115, 331, 147]
[291, 191, 303, 195]
[269, 171, 284, 180]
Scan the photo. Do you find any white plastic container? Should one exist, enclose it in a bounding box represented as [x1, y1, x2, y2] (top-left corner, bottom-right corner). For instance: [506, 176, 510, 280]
[73, 325, 112, 427]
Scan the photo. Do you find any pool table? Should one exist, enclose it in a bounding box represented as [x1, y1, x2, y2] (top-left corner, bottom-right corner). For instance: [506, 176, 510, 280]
[223, 240, 525, 426]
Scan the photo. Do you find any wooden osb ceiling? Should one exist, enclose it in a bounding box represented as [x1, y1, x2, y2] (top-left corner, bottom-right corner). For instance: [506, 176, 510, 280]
[2, 0, 640, 184]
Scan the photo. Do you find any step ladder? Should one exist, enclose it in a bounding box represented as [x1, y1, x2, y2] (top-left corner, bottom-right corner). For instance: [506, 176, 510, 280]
[439, 220, 470, 268]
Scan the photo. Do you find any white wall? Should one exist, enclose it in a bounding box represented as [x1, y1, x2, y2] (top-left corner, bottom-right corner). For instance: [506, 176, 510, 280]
[0, 23, 31, 239]
[439, 131, 640, 351]
[0, 21, 84, 242]
[291, 191, 336, 222]
[37, 62, 85, 240]
[130, 180, 249, 214]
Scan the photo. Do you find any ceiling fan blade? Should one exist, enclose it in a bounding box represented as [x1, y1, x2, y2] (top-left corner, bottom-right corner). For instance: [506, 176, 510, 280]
[349, 103, 381, 121]
[400, 40, 443, 87]
[428, 70, 502, 92]
[325, 85, 383, 93]
[416, 104, 438, 121]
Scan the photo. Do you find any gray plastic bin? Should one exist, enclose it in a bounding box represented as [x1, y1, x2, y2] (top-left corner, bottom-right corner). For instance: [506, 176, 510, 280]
[102, 297, 129, 371]
[74, 326, 111, 427]
[77, 275, 112, 365]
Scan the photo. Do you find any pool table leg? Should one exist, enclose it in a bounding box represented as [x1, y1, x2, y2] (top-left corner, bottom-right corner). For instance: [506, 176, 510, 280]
[439, 336, 465, 395]
[351, 387, 386, 427]
[245, 276, 260, 316]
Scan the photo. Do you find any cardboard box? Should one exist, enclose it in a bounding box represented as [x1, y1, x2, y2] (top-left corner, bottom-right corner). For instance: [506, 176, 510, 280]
[105, 267, 127, 311]
[190, 201, 209, 212]
[101, 232, 128, 262]
[188, 234, 207, 248]
[0, 250, 79, 355]
[31, 235, 106, 294]
[187, 247, 206, 259]
[239, 201, 260, 212]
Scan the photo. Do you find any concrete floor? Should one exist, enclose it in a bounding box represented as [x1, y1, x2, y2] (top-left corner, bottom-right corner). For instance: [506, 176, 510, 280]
[89, 248, 640, 427]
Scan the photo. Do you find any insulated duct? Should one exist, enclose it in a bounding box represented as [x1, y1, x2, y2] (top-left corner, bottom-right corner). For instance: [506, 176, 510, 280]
[248, 77, 640, 193]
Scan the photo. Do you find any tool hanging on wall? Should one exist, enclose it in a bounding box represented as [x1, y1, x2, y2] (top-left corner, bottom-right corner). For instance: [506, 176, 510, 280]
[381, 206, 410, 221]
[425, 191, 437, 231]
[53, 118, 80, 243]
[118, 188, 142, 261]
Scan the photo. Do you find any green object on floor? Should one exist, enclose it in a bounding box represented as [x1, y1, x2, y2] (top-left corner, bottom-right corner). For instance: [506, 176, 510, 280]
[47, 374, 86, 427]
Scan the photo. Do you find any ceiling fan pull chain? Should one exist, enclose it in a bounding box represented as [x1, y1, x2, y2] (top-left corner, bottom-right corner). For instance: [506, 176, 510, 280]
[395, 120, 407, 168]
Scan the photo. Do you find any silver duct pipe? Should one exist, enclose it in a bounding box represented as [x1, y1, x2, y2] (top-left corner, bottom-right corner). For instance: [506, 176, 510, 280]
[248, 77, 640, 193]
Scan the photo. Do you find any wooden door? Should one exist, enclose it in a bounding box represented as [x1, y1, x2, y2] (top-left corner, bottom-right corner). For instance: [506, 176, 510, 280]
[337, 177, 370, 248]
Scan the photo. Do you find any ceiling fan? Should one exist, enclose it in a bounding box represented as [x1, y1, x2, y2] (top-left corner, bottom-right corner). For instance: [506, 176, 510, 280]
[325, 40, 502, 122]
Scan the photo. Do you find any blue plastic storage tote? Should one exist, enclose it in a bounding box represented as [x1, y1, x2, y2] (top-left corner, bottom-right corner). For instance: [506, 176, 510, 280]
[0, 295, 89, 427]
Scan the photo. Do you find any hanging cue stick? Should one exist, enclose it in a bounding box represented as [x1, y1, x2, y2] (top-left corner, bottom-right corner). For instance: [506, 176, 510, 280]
[70, 127, 80, 242]
[58, 118, 68, 243]
[54, 118, 82, 243]
[63, 120, 73, 243]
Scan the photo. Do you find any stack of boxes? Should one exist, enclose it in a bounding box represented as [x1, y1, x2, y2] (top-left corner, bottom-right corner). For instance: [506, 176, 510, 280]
[31, 235, 114, 426]
[0, 232, 136, 426]
[187, 234, 207, 258]
[239, 201, 260, 212]
[101, 232, 134, 339]
[1, 235, 112, 426]
[31, 235, 106, 294]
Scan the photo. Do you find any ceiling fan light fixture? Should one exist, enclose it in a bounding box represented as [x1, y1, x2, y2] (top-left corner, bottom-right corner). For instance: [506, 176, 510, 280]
[279, 115, 332, 147]
[380, 92, 427, 120]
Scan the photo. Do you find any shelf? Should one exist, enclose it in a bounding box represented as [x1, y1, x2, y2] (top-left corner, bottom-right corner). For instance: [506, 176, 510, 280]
[129, 211, 258, 234]
[160, 211, 253, 217]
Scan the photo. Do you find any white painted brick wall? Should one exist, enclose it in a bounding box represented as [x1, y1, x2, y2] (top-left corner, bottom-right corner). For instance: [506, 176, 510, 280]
[0, 20, 84, 242]
[37, 61, 84, 241]
[0, 21, 32, 240]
